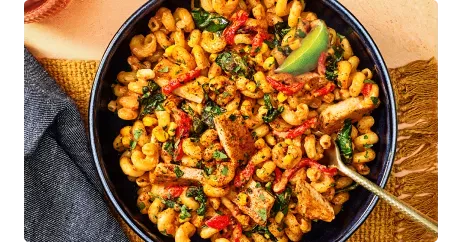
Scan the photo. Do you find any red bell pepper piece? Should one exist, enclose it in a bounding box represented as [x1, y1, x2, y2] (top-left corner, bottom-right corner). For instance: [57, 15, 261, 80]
[361, 83, 373, 97]
[162, 68, 201, 94]
[313, 82, 336, 97]
[166, 185, 186, 198]
[266, 76, 305, 96]
[286, 158, 312, 179]
[273, 158, 337, 193]
[289, 158, 337, 178]
[205, 215, 231, 230]
[306, 159, 338, 177]
[250, 29, 271, 55]
[273, 159, 310, 193]
[273, 117, 318, 139]
[173, 110, 192, 139]
[274, 167, 282, 183]
[223, 10, 249, 45]
[234, 162, 255, 187]
[317, 52, 327, 75]
[173, 139, 184, 161]
[231, 223, 242, 242]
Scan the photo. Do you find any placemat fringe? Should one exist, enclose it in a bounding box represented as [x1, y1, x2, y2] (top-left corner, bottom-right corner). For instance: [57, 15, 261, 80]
[390, 58, 438, 242]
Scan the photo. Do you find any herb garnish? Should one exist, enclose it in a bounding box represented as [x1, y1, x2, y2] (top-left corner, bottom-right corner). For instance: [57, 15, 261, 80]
[262, 94, 284, 123]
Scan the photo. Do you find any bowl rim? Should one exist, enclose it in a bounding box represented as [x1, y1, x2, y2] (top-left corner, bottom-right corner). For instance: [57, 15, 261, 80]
[89, 0, 398, 241]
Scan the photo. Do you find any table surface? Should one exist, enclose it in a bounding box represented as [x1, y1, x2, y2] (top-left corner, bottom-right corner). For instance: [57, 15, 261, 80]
[24, 0, 437, 68]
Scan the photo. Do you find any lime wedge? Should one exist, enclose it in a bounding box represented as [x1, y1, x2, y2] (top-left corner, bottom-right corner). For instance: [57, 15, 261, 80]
[275, 20, 329, 75]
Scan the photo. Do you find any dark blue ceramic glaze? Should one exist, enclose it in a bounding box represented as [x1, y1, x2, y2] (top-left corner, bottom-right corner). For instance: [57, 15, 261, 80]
[89, 0, 397, 241]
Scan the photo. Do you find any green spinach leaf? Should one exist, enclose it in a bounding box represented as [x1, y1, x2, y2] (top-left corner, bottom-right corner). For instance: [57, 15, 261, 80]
[201, 100, 225, 128]
[272, 187, 292, 215]
[277, 45, 292, 56]
[174, 165, 184, 178]
[325, 45, 344, 82]
[213, 150, 228, 160]
[139, 81, 165, 117]
[274, 22, 291, 42]
[186, 187, 207, 216]
[163, 141, 174, 156]
[216, 50, 253, 78]
[262, 94, 284, 123]
[179, 205, 191, 220]
[244, 225, 277, 241]
[191, 9, 229, 32]
[336, 119, 353, 163]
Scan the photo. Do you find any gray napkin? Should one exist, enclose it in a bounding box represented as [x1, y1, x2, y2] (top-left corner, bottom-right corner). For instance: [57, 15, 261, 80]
[24, 48, 128, 242]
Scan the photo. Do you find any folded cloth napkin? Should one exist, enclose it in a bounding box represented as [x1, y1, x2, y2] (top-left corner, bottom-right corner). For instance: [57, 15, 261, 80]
[24, 48, 128, 241]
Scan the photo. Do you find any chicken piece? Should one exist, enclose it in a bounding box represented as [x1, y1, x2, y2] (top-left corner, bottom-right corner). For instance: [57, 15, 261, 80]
[213, 112, 256, 163]
[295, 180, 335, 222]
[152, 163, 204, 185]
[229, 180, 275, 225]
[319, 97, 375, 133]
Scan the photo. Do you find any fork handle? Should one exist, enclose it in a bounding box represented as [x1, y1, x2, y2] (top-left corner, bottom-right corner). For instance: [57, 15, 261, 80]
[338, 165, 438, 234]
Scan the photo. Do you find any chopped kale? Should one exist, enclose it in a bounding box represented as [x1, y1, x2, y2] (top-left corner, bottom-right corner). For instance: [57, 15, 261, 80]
[216, 50, 254, 78]
[174, 165, 184, 178]
[164, 199, 176, 208]
[201, 100, 225, 128]
[272, 187, 292, 215]
[179, 205, 191, 220]
[186, 187, 207, 216]
[262, 94, 284, 123]
[138, 81, 166, 117]
[213, 150, 228, 160]
[245, 225, 277, 241]
[325, 45, 344, 82]
[277, 45, 292, 56]
[274, 22, 291, 42]
[163, 141, 174, 156]
[191, 8, 229, 32]
[336, 119, 353, 163]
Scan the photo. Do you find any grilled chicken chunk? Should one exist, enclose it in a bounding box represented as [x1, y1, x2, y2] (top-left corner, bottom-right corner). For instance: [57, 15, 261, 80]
[152, 163, 204, 185]
[295, 180, 335, 222]
[229, 180, 275, 225]
[213, 112, 256, 163]
[319, 97, 375, 133]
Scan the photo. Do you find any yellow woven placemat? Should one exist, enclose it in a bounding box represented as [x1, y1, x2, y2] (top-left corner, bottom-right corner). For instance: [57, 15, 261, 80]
[38, 58, 438, 242]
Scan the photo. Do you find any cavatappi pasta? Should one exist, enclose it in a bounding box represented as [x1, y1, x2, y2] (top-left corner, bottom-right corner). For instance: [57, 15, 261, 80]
[109, 1, 381, 241]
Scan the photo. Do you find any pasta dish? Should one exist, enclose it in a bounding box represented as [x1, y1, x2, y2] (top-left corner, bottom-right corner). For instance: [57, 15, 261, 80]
[108, 0, 381, 241]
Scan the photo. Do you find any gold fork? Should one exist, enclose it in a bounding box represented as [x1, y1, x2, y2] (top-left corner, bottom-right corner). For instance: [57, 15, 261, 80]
[320, 143, 438, 234]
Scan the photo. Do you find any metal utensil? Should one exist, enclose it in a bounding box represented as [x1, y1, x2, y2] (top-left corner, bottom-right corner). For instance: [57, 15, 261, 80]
[321, 143, 438, 234]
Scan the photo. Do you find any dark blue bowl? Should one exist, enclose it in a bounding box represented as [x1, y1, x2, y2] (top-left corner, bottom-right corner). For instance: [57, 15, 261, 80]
[89, 0, 397, 241]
